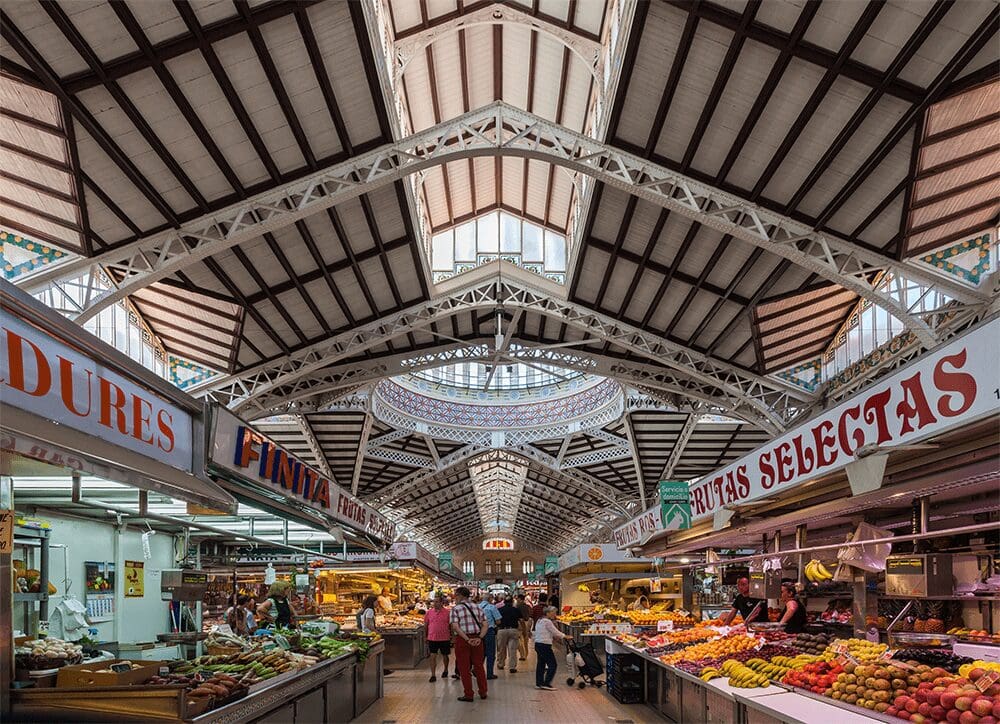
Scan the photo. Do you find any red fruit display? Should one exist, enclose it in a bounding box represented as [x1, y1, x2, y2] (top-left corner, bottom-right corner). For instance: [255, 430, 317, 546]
[973, 700, 994, 717]
[957, 697, 976, 712]
[958, 711, 980, 724]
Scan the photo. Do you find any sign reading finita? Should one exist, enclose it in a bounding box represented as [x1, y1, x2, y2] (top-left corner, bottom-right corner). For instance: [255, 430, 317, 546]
[482, 537, 514, 551]
[210, 408, 396, 544]
[614, 319, 1000, 548]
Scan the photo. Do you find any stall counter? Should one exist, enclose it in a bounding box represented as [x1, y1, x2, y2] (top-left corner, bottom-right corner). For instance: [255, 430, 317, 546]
[379, 628, 427, 669]
[11, 642, 384, 723]
[735, 690, 893, 724]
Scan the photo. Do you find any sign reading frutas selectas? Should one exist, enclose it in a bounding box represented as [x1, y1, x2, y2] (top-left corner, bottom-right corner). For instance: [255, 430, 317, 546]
[615, 319, 1000, 547]
[211, 408, 396, 544]
[1, 314, 193, 472]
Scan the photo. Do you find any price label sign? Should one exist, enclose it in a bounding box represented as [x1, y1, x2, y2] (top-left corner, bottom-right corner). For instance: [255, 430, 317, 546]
[37, 620, 49, 635]
[110, 663, 133, 673]
[879, 649, 898, 662]
[976, 670, 1000, 693]
[0, 509, 13, 554]
[657, 620, 674, 632]
[830, 640, 850, 655]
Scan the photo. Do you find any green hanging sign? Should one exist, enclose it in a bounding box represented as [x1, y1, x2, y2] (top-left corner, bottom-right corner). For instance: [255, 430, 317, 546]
[659, 480, 692, 531]
[544, 556, 559, 574]
[438, 552, 454, 572]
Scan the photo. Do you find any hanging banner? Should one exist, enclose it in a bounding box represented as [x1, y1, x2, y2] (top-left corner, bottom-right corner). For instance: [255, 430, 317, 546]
[209, 408, 396, 544]
[659, 481, 692, 531]
[124, 560, 144, 598]
[544, 556, 559, 574]
[438, 552, 454, 572]
[615, 319, 1000, 547]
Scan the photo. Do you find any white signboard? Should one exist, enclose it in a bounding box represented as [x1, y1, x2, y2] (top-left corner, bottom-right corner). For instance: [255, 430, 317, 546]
[614, 319, 1000, 547]
[556, 544, 652, 571]
[1, 314, 193, 471]
[210, 408, 396, 543]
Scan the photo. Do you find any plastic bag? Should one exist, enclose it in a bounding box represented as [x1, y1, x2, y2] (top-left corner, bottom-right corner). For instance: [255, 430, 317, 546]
[837, 522, 893, 572]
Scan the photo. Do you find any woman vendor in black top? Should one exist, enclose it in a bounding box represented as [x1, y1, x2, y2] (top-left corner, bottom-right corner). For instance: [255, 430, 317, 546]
[778, 582, 808, 634]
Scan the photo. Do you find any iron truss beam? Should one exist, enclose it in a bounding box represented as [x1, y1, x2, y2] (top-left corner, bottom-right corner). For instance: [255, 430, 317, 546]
[296, 415, 336, 483]
[189, 267, 808, 430]
[15, 102, 982, 343]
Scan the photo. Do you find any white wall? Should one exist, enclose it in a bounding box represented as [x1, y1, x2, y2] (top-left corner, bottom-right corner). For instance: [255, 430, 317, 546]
[16, 513, 177, 644]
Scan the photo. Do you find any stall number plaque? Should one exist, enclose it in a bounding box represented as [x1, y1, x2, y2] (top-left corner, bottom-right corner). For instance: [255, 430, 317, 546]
[110, 663, 133, 673]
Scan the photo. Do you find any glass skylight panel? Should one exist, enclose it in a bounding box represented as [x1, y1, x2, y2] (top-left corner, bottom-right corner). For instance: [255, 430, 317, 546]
[429, 210, 567, 283]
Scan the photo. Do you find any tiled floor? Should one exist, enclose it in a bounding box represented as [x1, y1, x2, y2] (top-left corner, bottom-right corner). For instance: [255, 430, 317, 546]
[355, 650, 656, 723]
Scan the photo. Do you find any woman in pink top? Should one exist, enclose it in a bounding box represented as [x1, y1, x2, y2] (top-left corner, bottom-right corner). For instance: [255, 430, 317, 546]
[424, 596, 452, 682]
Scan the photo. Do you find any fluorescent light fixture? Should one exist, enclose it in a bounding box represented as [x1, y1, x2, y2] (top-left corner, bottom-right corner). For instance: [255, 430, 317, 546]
[679, 557, 690, 564]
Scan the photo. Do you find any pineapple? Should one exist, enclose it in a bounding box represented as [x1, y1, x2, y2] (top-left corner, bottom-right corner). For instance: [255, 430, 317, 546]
[925, 601, 945, 634]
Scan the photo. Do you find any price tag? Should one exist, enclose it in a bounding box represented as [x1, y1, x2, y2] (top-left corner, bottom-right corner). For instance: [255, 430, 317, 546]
[0, 509, 13, 554]
[879, 649, 898, 662]
[830, 640, 850, 655]
[110, 663, 133, 673]
[657, 620, 674, 632]
[676, 609, 691, 618]
[37, 620, 49, 635]
[976, 670, 1000, 693]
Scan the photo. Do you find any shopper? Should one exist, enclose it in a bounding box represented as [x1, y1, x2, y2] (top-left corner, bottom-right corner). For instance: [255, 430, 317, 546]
[721, 576, 764, 626]
[777, 582, 808, 633]
[257, 581, 297, 628]
[530, 593, 548, 625]
[479, 593, 502, 679]
[225, 595, 252, 635]
[424, 596, 451, 682]
[533, 605, 568, 690]
[496, 595, 524, 672]
[358, 594, 378, 633]
[450, 586, 488, 702]
[515, 593, 531, 661]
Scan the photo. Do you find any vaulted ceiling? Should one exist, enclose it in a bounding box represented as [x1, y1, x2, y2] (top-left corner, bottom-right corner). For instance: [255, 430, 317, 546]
[3, 0, 996, 552]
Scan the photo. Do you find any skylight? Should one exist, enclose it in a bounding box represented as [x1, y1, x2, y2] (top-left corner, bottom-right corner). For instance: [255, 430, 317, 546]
[431, 210, 567, 284]
[411, 359, 583, 392]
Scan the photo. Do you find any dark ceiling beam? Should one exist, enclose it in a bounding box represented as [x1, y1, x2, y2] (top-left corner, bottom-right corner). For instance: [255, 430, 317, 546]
[62, 0, 319, 93]
[1, 107, 64, 136]
[905, 216, 1000, 258]
[393, 0, 601, 42]
[262, 231, 331, 336]
[0, 14, 179, 225]
[393, 181, 430, 300]
[41, 2, 209, 212]
[348, 1, 393, 142]
[922, 110, 1000, 146]
[458, 27, 478, 217]
[230, 245, 308, 345]
[786, 1, 952, 215]
[291, 220, 358, 326]
[942, 62, 1000, 98]
[666, 0, 925, 103]
[60, 104, 93, 255]
[111, 2, 245, 198]
[681, 1, 760, 170]
[0, 56, 43, 88]
[639, 221, 700, 329]
[910, 172, 1000, 213]
[543, 47, 572, 228]
[173, 1, 281, 183]
[3, 171, 75, 205]
[0, 196, 80, 232]
[234, 0, 315, 169]
[324, 207, 382, 320]
[816, 8, 998, 227]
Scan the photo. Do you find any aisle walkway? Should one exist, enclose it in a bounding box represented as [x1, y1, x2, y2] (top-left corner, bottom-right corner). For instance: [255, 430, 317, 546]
[356, 650, 653, 724]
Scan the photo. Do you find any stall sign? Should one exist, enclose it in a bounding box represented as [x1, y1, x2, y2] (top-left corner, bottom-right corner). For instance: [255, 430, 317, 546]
[210, 408, 396, 544]
[544, 556, 559, 574]
[615, 319, 1000, 546]
[124, 560, 144, 598]
[556, 544, 652, 571]
[1, 314, 193, 472]
[0, 509, 12, 554]
[659, 481, 692, 530]
[437, 552, 454, 572]
[482, 537, 514, 550]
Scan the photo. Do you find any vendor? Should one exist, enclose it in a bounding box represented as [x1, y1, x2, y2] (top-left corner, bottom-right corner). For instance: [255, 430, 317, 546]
[257, 581, 297, 628]
[721, 577, 763, 626]
[628, 595, 650, 611]
[777, 582, 807, 633]
[377, 587, 394, 613]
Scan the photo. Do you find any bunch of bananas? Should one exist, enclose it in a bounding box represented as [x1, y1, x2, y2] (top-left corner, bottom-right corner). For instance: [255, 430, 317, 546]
[720, 659, 771, 688]
[700, 665, 721, 681]
[804, 559, 834, 582]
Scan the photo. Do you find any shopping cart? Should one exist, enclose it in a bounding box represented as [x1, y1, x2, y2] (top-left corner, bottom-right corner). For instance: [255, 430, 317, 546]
[565, 639, 604, 689]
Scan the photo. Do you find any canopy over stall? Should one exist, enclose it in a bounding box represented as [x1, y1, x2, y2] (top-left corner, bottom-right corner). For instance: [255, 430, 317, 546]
[1, 279, 236, 512]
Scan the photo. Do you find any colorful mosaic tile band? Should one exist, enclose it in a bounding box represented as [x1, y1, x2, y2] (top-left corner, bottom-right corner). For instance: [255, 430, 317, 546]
[0, 230, 70, 280]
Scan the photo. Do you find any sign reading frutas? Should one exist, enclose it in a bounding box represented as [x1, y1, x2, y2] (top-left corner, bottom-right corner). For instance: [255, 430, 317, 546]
[482, 537, 514, 551]
[614, 320, 1000, 547]
[659, 480, 692, 531]
[211, 409, 396, 543]
[1, 315, 193, 471]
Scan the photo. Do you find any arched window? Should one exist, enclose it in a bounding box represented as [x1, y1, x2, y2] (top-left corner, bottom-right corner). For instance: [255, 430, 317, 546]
[522, 560, 534, 575]
[485, 560, 493, 575]
[462, 560, 474, 577]
[505, 559, 512, 574]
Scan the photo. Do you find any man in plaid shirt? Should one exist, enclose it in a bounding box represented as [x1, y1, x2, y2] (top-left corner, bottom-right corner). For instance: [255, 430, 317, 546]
[449, 586, 489, 702]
